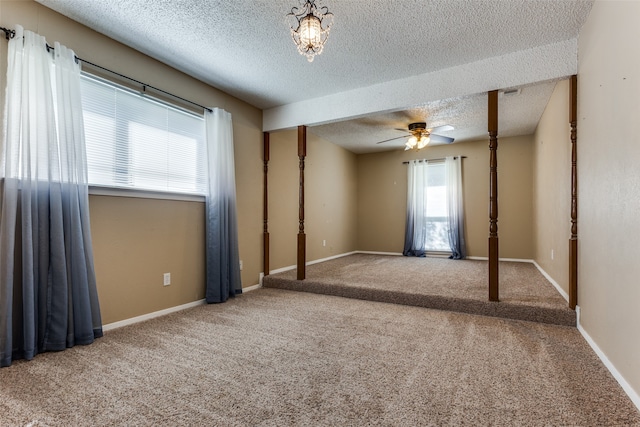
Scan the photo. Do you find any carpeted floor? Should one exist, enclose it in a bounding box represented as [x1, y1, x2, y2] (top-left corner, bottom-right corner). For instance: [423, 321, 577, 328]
[1, 288, 638, 426]
[263, 254, 576, 326]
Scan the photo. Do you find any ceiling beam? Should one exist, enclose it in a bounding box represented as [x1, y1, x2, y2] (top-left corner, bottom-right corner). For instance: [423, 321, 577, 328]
[263, 38, 577, 132]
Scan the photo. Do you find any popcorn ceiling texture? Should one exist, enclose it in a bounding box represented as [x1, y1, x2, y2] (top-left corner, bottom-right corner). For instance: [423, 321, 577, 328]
[35, 0, 594, 151]
[309, 80, 558, 153]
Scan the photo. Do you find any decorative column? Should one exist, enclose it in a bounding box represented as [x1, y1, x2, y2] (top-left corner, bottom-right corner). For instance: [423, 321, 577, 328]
[263, 132, 270, 277]
[488, 90, 499, 302]
[297, 126, 307, 280]
[569, 75, 578, 310]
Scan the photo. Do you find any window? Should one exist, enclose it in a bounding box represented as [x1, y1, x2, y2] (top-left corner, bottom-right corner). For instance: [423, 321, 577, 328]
[80, 74, 207, 195]
[405, 157, 465, 258]
[423, 162, 450, 252]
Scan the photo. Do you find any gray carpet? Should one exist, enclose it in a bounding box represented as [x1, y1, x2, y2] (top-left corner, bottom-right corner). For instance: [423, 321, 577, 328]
[263, 254, 576, 326]
[1, 288, 638, 426]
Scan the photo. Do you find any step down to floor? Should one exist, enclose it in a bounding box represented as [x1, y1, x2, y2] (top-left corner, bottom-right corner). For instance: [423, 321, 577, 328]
[262, 255, 576, 327]
[263, 277, 576, 326]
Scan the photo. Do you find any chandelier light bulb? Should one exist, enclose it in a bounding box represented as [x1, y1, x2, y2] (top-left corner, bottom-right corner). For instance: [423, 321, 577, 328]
[300, 15, 321, 47]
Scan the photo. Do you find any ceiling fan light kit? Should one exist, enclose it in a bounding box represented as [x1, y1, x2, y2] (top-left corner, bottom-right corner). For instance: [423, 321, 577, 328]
[405, 135, 430, 151]
[374, 121, 454, 150]
[404, 122, 453, 151]
[287, 0, 334, 62]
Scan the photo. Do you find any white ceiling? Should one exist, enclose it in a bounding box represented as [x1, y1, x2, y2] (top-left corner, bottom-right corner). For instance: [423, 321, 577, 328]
[36, 0, 594, 153]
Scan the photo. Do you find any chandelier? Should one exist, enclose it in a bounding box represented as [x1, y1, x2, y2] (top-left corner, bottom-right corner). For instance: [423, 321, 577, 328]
[287, 0, 333, 62]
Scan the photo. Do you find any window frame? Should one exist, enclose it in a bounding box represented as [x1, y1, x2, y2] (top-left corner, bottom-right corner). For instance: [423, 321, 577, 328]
[81, 72, 207, 202]
[422, 160, 452, 254]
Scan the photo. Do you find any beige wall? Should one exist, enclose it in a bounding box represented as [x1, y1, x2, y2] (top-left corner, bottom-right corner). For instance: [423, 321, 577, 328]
[306, 131, 359, 260]
[0, 1, 264, 324]
[268, 129, 358, 271]
[357, 135, 534, 259]
[89, 196, 206, 324]
[532, 79, 571, 295]
[577, 0, 640, 399]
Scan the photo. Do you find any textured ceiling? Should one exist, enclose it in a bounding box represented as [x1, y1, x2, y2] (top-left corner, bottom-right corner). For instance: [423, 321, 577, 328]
[309, 80, 558, 154]
[36, 0, 594, 153]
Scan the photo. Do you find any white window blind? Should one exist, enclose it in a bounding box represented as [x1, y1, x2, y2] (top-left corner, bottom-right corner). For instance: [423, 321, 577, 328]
[80, 75, 207, 195]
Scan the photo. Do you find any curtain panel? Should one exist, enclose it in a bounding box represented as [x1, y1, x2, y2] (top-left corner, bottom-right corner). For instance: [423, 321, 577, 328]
[204, 108, 242, 303]
[445, 156, 466, 259]
[403, 160, 428, 257]
[0, 26, 102, 367]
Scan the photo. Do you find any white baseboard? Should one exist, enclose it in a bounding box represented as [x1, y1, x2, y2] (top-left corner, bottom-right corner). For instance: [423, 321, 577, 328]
[466, 256, 534, 263]
[358, 253, 533, 262]
[242, 283, 261, 293]
[308, 251, 358, 265]
[104, 283, 263, 332]
[576, 306, 640, 412]
[356, 251, 403, 256]
[268, 251, 358, 275]
[103, 299, 206, 332]
[500, 257, 534, 263]
[269, 264, 296, 275]
[532, 260, 569, 302]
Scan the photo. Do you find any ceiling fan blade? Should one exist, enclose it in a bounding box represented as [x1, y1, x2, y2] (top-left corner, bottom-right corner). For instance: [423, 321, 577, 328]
[428, 125, 454, 133]
[429, 134, 455, 144]
[394, 127, 408, 132]
[375, 135, 407, 144]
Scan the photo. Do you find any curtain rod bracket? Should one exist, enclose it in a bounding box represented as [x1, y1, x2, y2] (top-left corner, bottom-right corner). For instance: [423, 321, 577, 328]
[1, 27, 15, 40]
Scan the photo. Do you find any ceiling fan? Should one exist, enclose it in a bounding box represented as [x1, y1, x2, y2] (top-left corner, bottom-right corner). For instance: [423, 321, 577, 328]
[376, 122, 455, 150]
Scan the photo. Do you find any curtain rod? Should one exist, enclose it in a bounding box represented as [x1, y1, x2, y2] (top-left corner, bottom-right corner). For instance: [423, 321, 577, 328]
[0, 26, 212, 113]
[402, 156, 466, 164]
[79, 59, 213, 113]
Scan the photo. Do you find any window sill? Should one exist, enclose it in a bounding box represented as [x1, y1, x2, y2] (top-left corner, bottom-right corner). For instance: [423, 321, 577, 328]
[89, 185, 205, 203]
[425, 251, 453, 258]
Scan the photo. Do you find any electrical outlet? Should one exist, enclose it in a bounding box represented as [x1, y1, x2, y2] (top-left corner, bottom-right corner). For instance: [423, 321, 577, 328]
[163, 273, 171, 286]
[323, 240, 326, 247]
[239, 260, 243, 271]
[551, 250, 554, 260]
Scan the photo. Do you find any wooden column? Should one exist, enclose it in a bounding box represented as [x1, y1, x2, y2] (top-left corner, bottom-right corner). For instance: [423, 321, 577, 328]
[297, 126, 307, 280]
[569, 75, 578, 310]
[488, 90, 499, 302]
[263, 132, 270, 277]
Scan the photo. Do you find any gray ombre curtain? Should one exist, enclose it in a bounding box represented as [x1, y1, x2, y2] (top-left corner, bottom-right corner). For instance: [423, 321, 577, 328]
[204, 108, 241, 303]
[0, 26, 102, 367]
[403, 160, 428, 257]
[445, 156, 466, 259]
